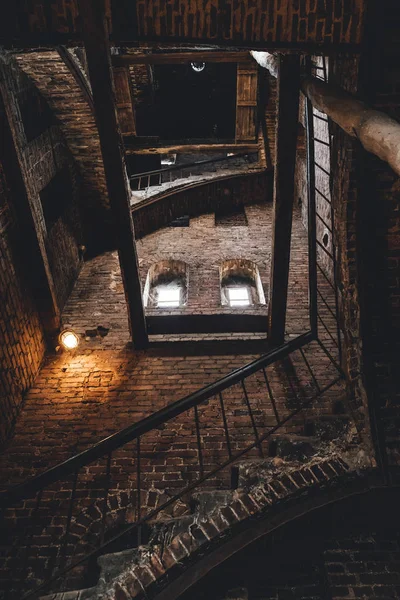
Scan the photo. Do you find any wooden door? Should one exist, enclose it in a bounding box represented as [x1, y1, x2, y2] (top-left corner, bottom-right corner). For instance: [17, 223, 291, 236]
[235, 62, 258, 143]
[113, 66, 136, 135]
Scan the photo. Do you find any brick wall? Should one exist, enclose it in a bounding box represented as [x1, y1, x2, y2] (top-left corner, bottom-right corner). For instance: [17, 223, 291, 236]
[358, 0, 400, 468]
[132, 171, 271, 239]
[0, 198, 349, 598]
[325, 4, 400, 466]
[62, 202, 310, 346]
[0, 53, 83, 447]
[0, 148, 45, 448]
[2, 1, 366, 48]
[130, 0, 366, 46]
[330, 125, 371, 444]
[1, 54, 82, 311]
[293, 54, 375, 448]
[15, 51, 110, 254]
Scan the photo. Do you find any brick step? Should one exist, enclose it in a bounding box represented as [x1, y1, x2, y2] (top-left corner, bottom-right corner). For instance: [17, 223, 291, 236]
[46, 455, 355, 600]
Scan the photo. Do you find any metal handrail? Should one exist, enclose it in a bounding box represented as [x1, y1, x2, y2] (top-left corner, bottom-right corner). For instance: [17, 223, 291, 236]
[129, 151, 258, 180]
[0, 331, 312, 509]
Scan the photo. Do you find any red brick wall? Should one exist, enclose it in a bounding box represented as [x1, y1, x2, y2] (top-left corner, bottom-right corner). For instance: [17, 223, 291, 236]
[132, 171, 271, 239]
[1, 55, 82, 310]
[0, 194, 348, 597]
[131, 0, 366, 46]
[330, 125, 371, 441]
[294, 54, 374, 448]
[0, 156, 45, 448]
[0, 54, 84, 447]
[326, 5, 400, 467]
[62, 202, 310, 346]
[2, 1, 366, 48]
[360, 0, 400, 467]
[15, 51, 110, 254]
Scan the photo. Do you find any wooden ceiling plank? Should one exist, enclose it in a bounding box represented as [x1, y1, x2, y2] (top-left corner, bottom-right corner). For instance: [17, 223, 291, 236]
[112, 51, 251, 66]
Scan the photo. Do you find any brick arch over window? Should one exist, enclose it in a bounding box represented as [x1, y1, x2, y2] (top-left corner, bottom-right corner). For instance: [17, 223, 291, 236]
[220, 259, 266, 307]
[143, 260, 189, 309]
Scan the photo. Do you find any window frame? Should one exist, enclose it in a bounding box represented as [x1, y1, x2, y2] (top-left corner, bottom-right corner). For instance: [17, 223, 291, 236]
[226, 285, 252, 307]
[156, 285, 182, 309]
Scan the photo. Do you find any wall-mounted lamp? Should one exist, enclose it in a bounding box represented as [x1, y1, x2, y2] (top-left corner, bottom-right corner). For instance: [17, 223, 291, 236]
[191, 61, 206, 72]
[59, 329, 80, 350]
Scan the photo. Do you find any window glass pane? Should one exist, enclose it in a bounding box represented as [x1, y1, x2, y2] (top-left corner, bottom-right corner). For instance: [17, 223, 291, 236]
[157, 286, 181, 308]
[227, 287, 250, 306]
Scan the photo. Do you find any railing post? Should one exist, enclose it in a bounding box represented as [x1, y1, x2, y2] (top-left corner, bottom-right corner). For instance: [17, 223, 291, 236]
[136, 437, 142, 546]
[305, 58, 318, 339]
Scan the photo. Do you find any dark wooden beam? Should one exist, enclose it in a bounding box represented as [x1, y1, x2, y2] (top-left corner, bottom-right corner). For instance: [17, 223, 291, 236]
[146, 314, 268, 336]
[112, 51, 251, 66]
[268, 54, 301, 346]
[78, 0, 147, 349]
[125, 141, 258, 155]
[113, 66, 136, 135]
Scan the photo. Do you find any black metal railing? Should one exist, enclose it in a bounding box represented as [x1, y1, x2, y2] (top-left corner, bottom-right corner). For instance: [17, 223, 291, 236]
[129, 151, 259, 191]
[0, 331, 344, 599]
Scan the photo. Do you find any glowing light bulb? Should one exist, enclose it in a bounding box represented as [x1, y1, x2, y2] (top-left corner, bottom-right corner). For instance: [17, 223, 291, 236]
[59, 330, 80, 350]
[191, 61, 205, 72]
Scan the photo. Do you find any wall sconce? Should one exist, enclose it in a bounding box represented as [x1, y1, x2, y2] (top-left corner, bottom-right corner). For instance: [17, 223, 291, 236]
[59, 329, 80, 350]
[191, 61, 206, 72]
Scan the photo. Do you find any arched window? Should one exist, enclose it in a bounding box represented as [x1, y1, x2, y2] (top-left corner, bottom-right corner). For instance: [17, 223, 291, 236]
[143, 260, 188, 309]
[220, 259, 265, 308]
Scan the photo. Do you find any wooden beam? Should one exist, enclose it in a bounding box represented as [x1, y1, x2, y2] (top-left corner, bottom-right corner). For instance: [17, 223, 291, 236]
[302, 75, 400, 177]
[113, 66, 136, 135]
[268, 54, 301, 346]
[235, 61, 258, 142]
[78, 0, 147, 349]
[147, 314, 268, 336]
[125, 142, 258, 155]
[112, 51, 251, 66]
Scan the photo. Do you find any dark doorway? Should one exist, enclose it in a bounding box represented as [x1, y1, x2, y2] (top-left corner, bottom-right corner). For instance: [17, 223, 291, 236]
[137, 62, 237, 141]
